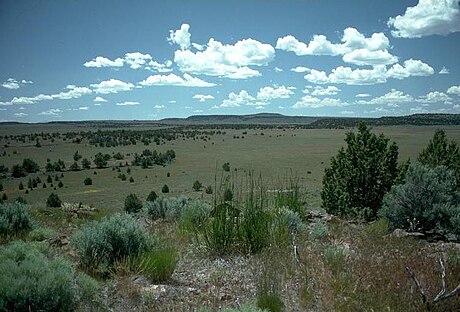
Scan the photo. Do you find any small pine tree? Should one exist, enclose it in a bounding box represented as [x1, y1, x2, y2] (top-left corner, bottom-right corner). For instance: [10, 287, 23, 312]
[18, 181, 24, 190]
[58, 181, 64, 188]
[193, 180, 202, 191]
[43, 183, 46, 188]
[46, 193, 61, 208]
[81, 158, 91, 170]
[124, 193, 142, 213]
[2, 193, 7, 201]
[84, 177, 92, 185]
[223, 188, 233, 201]
[129, 176, 134, 183]
[162, 184, 169, 193]
[47, 175, 52, 183]
[205, 185, 213, 194]
[146, 190, 158, 202]
[222, 162, 230, 172]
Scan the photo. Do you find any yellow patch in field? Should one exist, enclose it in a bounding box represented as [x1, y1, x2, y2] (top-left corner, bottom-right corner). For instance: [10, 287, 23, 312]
[80, 189, 101, 194]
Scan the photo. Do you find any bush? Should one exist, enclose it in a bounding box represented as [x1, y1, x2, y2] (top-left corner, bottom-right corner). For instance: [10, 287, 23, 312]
[58, 181, 64, 188]
[193, 180, 202, 191]
[132, 247, 178, 282]
[28, 226, 55, 241]
[11, 164, 26, 178]
[84, 177, 92, 185]
[0, 241, 98, 311]
[310, 221, 329, 240]
[81, 158, 91, 169]
[418, 129, 460, 187]
[222, 162, 230, 172]
[205, 185, 213, 194]
[72, 213, 151, 273]
[47, 193, 62, 208]
[166, 195, 188, 220]
[180, 200, 212, 235]
[22, 158, 40, 173]
[146, 190, 158, 202]
[124, 193, 143, 213]
[162, 184, 169, 193]
[145, 197, 169, 220]
[321, 123, 399, 221]
[379, 163, 460, 235]
[0, 202, 33, 237]
[129, 176, 134, 183]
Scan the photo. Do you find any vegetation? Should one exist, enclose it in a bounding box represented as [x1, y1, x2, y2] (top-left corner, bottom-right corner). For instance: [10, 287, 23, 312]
[162, 184, 170, 193]
[84, 177, 93, 185]
[131, 247, 178, 282]
[146, 190, 158, 202]
[321, 123, 399, 221]
[124, 193, 143, 213]
[46, 193, 62, 208]
[0, 202, 33, 237]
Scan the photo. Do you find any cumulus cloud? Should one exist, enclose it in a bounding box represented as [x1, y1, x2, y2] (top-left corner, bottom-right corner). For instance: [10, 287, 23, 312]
[154, 104, 165, 109]
[274, 67, 283, 72]
[293, 96, 345, 108]
[84, 56, 124, 68]
[39, 108, 62, 116]
[139, 73, 216, 87]
[14, 112, 28, 117]
[78, 106, 89, 110]
[116, 101, 140, 106]
[52, 85, 92, 100]
[291, 66, 310, 73]
[310, 86, 341, 96]
[220, 90, 256, 107]
[193, 94, 215, 102]
[94, 96, 107, 102]
[447, 85, 460, 95]
[356, 89, 413, 105]
[146, 60, 173, 73]
[124, 52, 152, 69]
[418, 91, 452, 104]
[388, 0, 460, 38]
[90, 79, 134, 94]
[277, 27, 397, 66]
[256, 86, 294, 101]
[168, 24, 191, 50]
[174, 37, 274, 79]
[439, 66, 450, 74]
[2, 78, 33, 89]
[355, 93, 371, 98]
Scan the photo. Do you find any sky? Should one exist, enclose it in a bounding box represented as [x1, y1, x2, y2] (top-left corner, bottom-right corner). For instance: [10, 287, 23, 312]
[0, 0, 460, 122]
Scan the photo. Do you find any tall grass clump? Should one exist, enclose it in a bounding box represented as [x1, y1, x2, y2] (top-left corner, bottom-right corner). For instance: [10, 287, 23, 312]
[72, 213, 151, 275]
[179, 200, 212, 236]
[256, 262, 284, 312]
[274, 174, 306, 220]
[0, 202, 33, 237]
[131, 247, 179, 282]
[0, 241, 99, 311]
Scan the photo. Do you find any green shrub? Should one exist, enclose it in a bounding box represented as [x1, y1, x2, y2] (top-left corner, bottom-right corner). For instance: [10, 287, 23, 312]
[146, 190, 158, 202]
[379, 163, 460, 234]
[84, 177, 92, 185]
[279, 208, 305, 235]
[274, 177, 305, 220]
[257, 264, 284, 312]
[72, 213, 151, 274]
[132, 247, 178, 282]
[310, 221, 329, 240]
[321, 123, 400, 221]
[129, 176, 134, 183]
[58, 181, 64, 188]
[124, 193, 142, 213]
[0, 202, 33, 237]
[205, 185, 213, 194]
[145, 197, 169, 220]
[0, 241, 98, 311]
[162, 184, 169, 193]
[180, 200, 212, 235]
[14, 196, 27, 204]
[28, 226, 55, 242]
[193, 180, 202, 191]
[46, 193, 62, 207]
[22, 158, 40, 173]
[165, 195, 188, 220]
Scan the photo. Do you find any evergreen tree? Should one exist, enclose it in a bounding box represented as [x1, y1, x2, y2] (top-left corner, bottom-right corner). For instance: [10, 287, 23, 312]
[321, 123, 399, 221]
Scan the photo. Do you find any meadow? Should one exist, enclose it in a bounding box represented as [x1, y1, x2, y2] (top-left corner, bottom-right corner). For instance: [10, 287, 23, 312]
[1, 122, 460, 311]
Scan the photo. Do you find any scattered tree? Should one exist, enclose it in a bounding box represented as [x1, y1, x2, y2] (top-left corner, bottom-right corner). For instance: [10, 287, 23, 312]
[162, 184, 169, 194]
[146, 190, 158, 202]
[46, 193, 61, 208]
[84, 177, 92, 185]
[193, 180, 202, 191]
[124, 193, 142, 213]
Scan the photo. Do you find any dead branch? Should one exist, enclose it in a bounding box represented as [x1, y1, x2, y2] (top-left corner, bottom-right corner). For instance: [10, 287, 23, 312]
[405, 265, 427, 304]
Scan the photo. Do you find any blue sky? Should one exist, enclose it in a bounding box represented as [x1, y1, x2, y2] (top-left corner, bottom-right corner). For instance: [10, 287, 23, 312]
[1, 0, 460, 122]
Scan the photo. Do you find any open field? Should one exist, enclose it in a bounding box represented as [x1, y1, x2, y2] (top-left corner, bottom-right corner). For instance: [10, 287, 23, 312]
[1, 124, 460, 211]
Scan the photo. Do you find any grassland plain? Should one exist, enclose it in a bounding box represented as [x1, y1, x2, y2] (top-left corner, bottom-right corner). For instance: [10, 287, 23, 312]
[1, 125, 460, 212]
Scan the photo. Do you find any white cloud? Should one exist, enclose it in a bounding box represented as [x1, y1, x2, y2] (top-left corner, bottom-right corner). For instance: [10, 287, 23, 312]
[14, 112, 27, 117]
[274, 67, 283, 72]
[39, 108, 62, 116]
[78, 106, 89, 110]
[91, 79, 134, 94]
[418, 91, 452, 104]
[291, 66, 310, 73]
[388, 0, 460, 38]
[168, 24, 191, 50]
[154, 105, 165, 109]
[174, 37, 274, 79]
[341, 110, 355, 115]
[94, 96, 107, 102]
[293, 95, 345, 108]
[256, 86, 294, 101]
[355, 93, 371, 98]
[52, 85, 92, 100]
[124, 52, 152, 69]
[193, 94, 215, 102]
[2, 78, 33, 89]
[116, 101, 140, 106]
[84, 56, 124, 68]
[277, 27, 396, 66]
[439, 66, 450, 74]
[220, 90, 255, 107]
[447, 85, 460, 95]
[146, 60, 173, 73]
[169, 100, 176, 104]
[386, 59, 434, 79]
[139, 73, 216, 87]
[356, 89, 413, 105]
[310, 86, 340, 96]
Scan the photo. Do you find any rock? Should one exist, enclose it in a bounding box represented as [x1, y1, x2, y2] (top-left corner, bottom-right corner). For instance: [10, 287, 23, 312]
[388, 229, 425, 238]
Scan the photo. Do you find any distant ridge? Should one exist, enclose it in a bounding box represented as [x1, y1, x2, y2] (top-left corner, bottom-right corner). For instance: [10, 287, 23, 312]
[161, 113, 319, 125]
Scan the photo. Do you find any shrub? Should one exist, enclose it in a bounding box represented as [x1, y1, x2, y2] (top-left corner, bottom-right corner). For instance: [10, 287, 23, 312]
[180, 200, 212, 235]
[72, 213, 151, 273]
[11, 164, 25, 178]
[84, 177, 92, 185]
[118, 173, 127, 180]
[28, 226, 55, 241]
[58, 181, 64, 188]
[418, 129, 460, 187]
[129, 176, 134, 183]
[47, 193, 62, 208]
[205, 185, 213, 194]
[310, 221, 329, 240]
[22, 158, 40, 173]
[0, 241, 98, 311]
[166, 195, 188, 220]
[146, 190, 158, 202]
[124, 193, 142, 213]
[162, 184, 169, 193]
[0, 202, 33, 237]
[222, 162, 230, 172]
[81, 158, 91, 169]
[321, 123, 399, 221]
[18, 181, 24, 190]
[145, 197, 169, 220]
[278, 208, 306, 236]
[132, 247, 178, 282]
[14, 196, 27, 204]
[193, 180, 202, 191]
[70, 161, 80, 171]
[94, 152, 108, 168]
[257, 265, 284, 312]
[379, 163, 460, 235]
